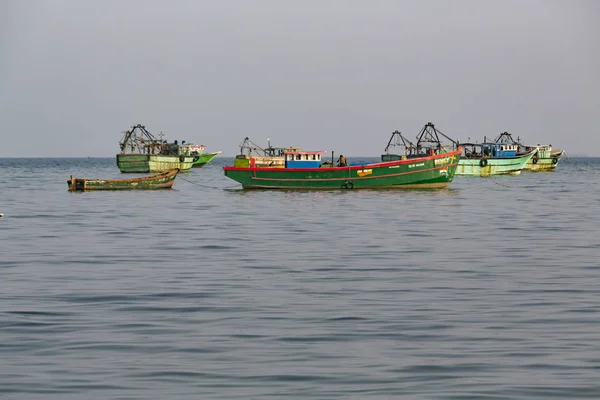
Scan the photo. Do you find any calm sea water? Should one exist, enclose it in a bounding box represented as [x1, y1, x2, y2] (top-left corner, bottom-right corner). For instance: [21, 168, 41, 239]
[1, 157, 599, 399]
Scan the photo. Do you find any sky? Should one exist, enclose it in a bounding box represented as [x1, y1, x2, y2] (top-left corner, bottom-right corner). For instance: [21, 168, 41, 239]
[1, 0, 599, 157]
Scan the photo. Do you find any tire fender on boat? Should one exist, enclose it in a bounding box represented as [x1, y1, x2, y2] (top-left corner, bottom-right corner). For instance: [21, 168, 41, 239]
[552, 157, 558, 164]
[479, 158, 488, 167]
[532, 157, 538, 164]
[344, 181, 354, 189]
[179, 155, 186, 162]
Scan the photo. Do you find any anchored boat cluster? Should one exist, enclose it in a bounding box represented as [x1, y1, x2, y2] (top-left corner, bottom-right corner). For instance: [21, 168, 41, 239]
[223, 122, 564, 190]
[67, 122, 564, 191]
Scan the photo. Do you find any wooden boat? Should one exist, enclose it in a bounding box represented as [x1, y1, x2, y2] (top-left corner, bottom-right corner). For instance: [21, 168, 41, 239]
[116, 124, 196, 173]
[223, 123, 462, 189]
[68, 169, 179, 191]
[494, 132, 565, 172]
[179, 144, 222, 168]
[456, 134, 536, 176]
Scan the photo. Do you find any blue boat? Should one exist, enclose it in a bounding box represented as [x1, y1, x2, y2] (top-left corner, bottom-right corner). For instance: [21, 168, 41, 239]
[457, 135, 536, 176]
[494, 132, 565, 172]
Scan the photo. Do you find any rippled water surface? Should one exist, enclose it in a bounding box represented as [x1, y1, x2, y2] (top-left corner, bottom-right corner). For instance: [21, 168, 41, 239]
[1, 157, 599, 399]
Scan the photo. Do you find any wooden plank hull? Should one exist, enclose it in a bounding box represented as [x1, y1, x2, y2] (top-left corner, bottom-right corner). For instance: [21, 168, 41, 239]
[523, 150, 565, 172]
[456, 150, 535, 176]
[116, 154, 194, 173]
[191, 152, 221, 168]
[223, 151, 461, 189]
[68, 169, 179, 191]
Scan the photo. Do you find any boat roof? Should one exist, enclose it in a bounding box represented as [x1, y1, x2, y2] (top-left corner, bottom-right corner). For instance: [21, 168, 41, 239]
[283, 150, 327, 155]
[460, 141, 517, 146]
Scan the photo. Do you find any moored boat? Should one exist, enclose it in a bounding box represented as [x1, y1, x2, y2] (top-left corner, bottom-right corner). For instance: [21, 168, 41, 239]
[223, 123, 462, 189]
[456, 134, 536, 176]
[180, 144, 222, 168]
[117, 124, 196, 173]
[68, 169, 179, 191]
[494, 132, 565, 172]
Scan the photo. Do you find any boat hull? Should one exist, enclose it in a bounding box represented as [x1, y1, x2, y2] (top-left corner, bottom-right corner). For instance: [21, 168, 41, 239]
[456, 151, 535, 176]
[223, 151, 461, 189]
[116, 154, 194, 173]
[68, 170, 179, 191]
[191, 152, 221, 168]
[523, 150, 565, 172]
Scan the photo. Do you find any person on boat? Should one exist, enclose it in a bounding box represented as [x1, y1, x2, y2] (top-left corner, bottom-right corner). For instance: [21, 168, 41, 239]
[337, 155, 347, 167]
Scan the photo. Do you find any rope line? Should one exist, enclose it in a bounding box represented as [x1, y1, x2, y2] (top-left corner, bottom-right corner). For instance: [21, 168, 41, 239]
[176, 174, 239, 189]
[462, 157, 512, 188]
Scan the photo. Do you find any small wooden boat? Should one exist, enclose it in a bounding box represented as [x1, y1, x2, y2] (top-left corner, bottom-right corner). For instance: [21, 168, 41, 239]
[223, 123, 462, 190]
[68, 169, 179, 191]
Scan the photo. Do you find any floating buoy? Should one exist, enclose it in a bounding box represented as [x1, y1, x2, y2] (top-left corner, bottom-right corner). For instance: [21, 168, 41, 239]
[0, 213, 4, 218]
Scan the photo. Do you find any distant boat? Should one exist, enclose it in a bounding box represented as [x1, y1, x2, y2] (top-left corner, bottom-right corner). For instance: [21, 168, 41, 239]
[223, 123, 462, 190]
[179, 144, 221, 168]
[456, 135, 536, 176]
[494, 132, 565, 172]
[116, 124, 196, 173]
[68, 169, 179, 191]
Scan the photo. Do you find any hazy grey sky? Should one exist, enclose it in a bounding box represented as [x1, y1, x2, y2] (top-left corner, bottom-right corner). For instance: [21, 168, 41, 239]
[1, 0, 599, 157]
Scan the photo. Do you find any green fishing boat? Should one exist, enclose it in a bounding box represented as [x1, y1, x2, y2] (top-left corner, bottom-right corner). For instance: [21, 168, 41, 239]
[68, 169, 179, 191]
[116, 124, 196, 173]
[457, 135, 536, 176]
[192, 152, 221, 167]
[179, 144, 221, 168]
[223, 123, 462, 189]
[526, 147, 565, 171]
[494, 132, 565, 172]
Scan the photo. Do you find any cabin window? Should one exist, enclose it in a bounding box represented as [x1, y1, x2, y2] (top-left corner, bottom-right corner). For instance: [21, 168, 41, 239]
[312, 154, 316, 160]
[501, 146, 504, 151]
[296, 154, 301, 160]
[287, 154, 293, 161]
[317, 155, 321, 160]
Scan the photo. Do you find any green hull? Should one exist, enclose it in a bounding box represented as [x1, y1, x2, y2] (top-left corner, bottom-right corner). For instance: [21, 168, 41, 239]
[223, 152, 461, 189]
[116, 154, 194, 173]
[68, 170, 179, 191]
[523, 150, 565, 172]
[191, 152, 220, 168]
[456, 150, 535, 176]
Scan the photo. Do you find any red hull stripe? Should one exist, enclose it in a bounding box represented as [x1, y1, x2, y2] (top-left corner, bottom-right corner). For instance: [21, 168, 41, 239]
[249, 163, 458, 182]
